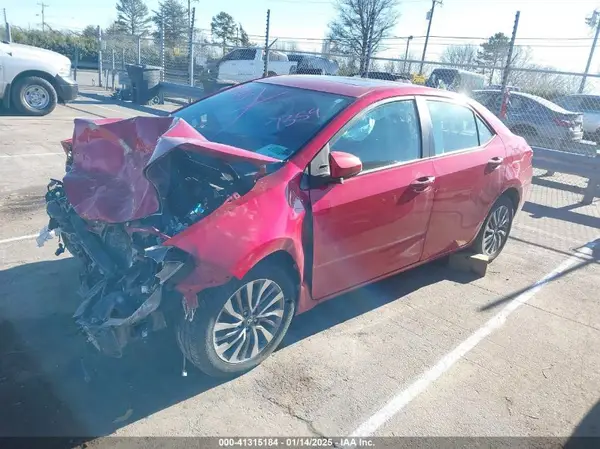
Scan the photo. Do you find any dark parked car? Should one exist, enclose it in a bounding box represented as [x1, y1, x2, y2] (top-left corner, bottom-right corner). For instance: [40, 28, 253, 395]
[41, 76, 532, 378]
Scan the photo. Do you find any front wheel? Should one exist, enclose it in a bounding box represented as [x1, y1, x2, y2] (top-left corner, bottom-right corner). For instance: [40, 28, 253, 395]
[471, 196, 514, 262]
[176, 263, 296, 378]
[12, 76, 58, 116]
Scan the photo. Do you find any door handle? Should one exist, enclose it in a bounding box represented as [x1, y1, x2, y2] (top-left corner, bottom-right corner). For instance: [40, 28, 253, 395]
[410, 176, 435, 193]
[487, 157, 503, 169]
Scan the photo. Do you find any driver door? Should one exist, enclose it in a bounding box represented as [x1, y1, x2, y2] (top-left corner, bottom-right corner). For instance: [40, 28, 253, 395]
[308, 98, 436, 300]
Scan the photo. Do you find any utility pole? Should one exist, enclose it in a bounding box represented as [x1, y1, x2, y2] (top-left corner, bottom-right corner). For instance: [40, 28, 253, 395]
[403, 35, 413, 73]
[264, 9, 271, 77]
[580, 9, 600, 93]
[37, 2, 48, 32]
[500, 10, 520, 119]
[3, 8, 10, 42]
[419, 0, 442, 74]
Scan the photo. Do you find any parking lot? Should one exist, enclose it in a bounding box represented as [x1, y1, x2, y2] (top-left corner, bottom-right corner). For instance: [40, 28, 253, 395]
[0, 90, 599, 444]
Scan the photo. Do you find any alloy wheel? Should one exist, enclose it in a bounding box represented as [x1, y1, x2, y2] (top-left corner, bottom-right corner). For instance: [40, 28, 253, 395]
[482, 205, 510, 256]
[213, 279, 286, 364]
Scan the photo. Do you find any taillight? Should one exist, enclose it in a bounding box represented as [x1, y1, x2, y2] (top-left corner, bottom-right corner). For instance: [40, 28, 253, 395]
[553, 117, 572, 127]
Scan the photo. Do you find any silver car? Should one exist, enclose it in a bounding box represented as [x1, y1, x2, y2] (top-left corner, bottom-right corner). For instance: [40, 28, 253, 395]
[554, 94, 600, 144]
[472, 90, 584, 150]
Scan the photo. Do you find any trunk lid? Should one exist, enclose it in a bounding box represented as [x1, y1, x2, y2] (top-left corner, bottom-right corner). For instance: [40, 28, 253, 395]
[64, 116, 278, 223]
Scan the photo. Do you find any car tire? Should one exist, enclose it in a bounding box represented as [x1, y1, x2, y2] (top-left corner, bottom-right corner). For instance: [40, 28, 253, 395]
[471, 195, 514, 262]
[176, 262, 296, 378]
[12, 76, 58, 116]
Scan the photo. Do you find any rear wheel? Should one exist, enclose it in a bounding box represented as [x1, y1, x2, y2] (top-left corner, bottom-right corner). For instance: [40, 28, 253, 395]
[176, 263, 296, 378]
[471, 196, 514, 262]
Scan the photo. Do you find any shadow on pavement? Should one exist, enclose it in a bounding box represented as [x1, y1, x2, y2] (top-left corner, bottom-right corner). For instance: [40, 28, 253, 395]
[565, 399, 600, 449]
[0, 256, 476, 440]
[522, 201, 600, 229]
[478, 238, 600, 312]
[532, 175, 588, 195]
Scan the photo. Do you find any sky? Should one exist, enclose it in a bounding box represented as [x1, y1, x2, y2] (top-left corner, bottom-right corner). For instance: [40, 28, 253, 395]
[3, 0, 600, 72]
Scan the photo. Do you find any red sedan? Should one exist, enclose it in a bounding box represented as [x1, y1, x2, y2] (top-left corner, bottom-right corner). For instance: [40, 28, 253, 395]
[42, 76, 532, 377]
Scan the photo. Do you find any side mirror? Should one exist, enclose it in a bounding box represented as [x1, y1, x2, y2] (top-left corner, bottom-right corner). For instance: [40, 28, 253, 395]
[329, 151, 362, 182]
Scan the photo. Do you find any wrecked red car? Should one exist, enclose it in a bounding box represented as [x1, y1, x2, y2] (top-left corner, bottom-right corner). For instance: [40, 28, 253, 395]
[41, 76, 532, 377]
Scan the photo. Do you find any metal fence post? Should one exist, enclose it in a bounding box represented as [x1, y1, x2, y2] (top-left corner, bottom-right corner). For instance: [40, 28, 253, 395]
[122, 48, 126, 71]
[189, 7, 196, 89]
[111, 49, 116, 90]
[263, 9, 270, 77]
[580, 10, 600, 94]
[137, 35, 141, 65]
[97, 26, 103, 88]
[160, 18, 165, 82]
[500, 11, 520, 118]
[73, 46, 79, 81]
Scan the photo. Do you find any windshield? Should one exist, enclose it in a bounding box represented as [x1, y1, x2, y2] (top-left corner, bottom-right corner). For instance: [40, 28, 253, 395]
[172, 82, 353, 160]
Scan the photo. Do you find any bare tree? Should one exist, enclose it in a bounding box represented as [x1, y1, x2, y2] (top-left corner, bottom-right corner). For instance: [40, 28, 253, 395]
[440, 44, 477, 68]
[328, 0, 399, 74]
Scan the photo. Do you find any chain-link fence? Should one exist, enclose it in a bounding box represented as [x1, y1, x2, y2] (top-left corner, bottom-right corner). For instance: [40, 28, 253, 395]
[91, 30, 600, 203]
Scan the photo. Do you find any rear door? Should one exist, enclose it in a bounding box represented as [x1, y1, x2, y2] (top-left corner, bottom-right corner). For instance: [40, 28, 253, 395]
[421, 98, 506, 260]
[309, 98, 436, 300]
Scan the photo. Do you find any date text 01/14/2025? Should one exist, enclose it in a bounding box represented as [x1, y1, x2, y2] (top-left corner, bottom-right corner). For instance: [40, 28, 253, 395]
[218, 438, 375, 447]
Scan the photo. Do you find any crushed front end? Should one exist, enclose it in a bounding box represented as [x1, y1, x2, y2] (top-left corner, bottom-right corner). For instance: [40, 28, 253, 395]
[40, 116, 276, 358]
[44, 179, 194, 357]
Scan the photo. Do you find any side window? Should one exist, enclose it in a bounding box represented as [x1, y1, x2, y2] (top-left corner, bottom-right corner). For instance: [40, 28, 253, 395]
[330, 100, 421, 171]
[476, 116, 494, 146]
[222, 50, 243, 61]
[238, 49, 257, 60]
[427, 100, 479, 154]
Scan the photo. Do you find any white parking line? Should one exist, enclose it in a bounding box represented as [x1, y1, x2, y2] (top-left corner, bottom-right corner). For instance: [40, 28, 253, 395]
[0, 234, 38, 245]
[0, 153, 63, 158]
[350, 239, 598, 437]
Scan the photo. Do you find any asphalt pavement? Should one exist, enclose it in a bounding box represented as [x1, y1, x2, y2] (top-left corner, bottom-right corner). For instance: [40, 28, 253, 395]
[0, 91, 599, 445]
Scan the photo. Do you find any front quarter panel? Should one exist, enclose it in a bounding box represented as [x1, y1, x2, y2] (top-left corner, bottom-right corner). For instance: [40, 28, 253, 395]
[165, 164, 308, 302]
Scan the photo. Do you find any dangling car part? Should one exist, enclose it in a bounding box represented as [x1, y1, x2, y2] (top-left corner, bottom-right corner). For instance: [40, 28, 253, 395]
[41, 115, 280, 358]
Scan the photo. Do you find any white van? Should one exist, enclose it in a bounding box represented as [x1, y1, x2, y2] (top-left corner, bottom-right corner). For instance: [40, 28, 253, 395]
[215, 48, 297, 83]
[0, 41, 78, 116]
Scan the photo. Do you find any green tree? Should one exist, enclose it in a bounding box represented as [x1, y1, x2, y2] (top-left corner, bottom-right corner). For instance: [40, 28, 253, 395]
[104, 21, 125, 36]
[476, 32, 510, 83]
[152, 0, 188, 45]
[82, 25, 98, 38]
[238, 23, 250, 46]
[116, 0, 151, 35]
[211, 12, 237, 51]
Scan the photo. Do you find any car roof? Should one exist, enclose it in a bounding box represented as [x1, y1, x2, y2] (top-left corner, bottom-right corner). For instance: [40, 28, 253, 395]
[257, 74, 443, 98]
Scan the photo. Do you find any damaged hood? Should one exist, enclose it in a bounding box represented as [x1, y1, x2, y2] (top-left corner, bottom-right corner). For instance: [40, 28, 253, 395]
[63, 116, 279, 223]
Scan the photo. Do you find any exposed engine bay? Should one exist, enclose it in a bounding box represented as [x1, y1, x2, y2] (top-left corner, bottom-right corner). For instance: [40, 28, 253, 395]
[40, 117, 275, 357]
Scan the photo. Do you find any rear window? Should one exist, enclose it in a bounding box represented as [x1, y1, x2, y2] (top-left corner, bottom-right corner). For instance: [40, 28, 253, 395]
[173, 82, 353, 160]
